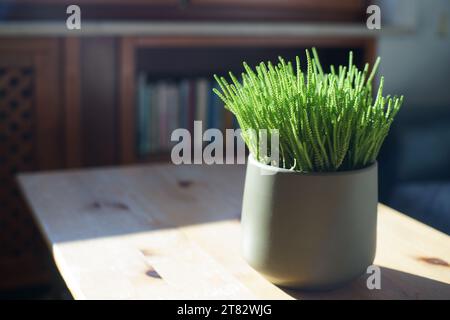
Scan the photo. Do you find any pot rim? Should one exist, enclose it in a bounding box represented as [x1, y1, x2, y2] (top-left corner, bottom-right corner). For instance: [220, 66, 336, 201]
[248, 153, 377, 176]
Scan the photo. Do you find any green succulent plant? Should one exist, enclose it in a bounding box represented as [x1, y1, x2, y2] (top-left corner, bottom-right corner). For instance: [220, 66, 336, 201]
[213, 48, 404, 172]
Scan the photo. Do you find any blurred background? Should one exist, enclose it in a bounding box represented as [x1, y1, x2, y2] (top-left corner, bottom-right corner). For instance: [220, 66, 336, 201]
[0, 0, 449, 299]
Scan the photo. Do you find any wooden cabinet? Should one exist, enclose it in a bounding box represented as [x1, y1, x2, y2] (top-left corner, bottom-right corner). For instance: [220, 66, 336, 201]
[0, 38, 63, 289]
[0, 0, 375, 291]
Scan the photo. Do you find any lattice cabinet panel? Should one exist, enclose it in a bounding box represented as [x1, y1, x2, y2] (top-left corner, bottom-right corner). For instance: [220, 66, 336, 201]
[0, 65, 39, 257]
[0, 39, 62, 289]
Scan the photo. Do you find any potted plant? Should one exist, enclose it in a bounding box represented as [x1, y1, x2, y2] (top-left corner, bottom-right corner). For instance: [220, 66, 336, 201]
[213, 49, 404, 290]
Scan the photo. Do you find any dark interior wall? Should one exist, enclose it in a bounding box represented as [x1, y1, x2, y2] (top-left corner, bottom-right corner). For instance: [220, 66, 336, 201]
[80, 37, 118, 167]
[0, 1, 367, 22]
[137, 46, 365, 80]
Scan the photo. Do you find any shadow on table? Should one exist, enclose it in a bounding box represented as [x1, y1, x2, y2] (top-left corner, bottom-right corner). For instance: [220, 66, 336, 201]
[18, 164, 246, 243]
[282, 266, 450, 300]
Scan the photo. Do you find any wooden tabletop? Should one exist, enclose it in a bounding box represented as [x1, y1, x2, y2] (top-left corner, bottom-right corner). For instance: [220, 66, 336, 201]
[18, 163, 450, 299]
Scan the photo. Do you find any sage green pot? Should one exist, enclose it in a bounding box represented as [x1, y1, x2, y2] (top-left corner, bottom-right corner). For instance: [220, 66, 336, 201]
[241, 154, 378, 290]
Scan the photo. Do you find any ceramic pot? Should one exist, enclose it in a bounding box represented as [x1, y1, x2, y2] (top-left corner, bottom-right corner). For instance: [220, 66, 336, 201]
[241, 154, 378, 290]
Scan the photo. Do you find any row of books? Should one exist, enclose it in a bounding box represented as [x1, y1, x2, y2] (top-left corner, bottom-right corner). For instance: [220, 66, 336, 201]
[136, 74, 237, 156]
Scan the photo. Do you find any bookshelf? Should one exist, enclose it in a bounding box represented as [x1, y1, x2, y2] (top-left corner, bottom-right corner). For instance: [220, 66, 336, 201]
[119, 36, 373, 164]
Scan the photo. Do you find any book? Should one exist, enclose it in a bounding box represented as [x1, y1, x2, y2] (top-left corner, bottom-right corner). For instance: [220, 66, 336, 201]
[196, 78, 209, 126]
[149, 82, 159, 152]
[224, 109, 234, 132]
[157, 82, 169, 150]
[207, 82, 216, 130]
[179, 79, 189, 130]
[208, 82, 224, 130]
[166, 82, 179, 147]
[137, 73, 150, 156]
[136, 75, 235, 155]
[187, 79, 196, 134]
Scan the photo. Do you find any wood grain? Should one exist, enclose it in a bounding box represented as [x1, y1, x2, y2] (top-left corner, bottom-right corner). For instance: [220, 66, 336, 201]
[18, 164, 450, 299]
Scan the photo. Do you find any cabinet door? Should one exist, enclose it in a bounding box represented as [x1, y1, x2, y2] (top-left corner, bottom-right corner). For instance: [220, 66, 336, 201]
[0, 38, 62, 289]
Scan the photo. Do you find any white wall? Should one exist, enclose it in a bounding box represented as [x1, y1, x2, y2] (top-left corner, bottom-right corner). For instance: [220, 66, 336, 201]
[376, 0, 450, 107]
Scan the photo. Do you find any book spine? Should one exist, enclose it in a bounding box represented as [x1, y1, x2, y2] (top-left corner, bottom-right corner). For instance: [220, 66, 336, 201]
[188, 80, 196, 134]
[178, 80, 189, 130]
[137, 73, 150, 156]
[136, 76, 231, 155]
[207, 81, 216, 130]
[224, 109, 234, 132]
[158, 82, 168, 150]
[149, 82, 158, 152]
[167, 83, 179, 147]
[196, 78, 209, 127]
[148, 82, 153, 153]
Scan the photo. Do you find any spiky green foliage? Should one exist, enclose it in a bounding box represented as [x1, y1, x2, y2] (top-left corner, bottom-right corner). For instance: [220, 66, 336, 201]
[213, 48, 404, 172]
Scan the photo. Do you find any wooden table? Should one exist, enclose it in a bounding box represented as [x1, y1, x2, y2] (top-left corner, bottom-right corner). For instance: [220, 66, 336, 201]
[18, 163, 450, 299]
